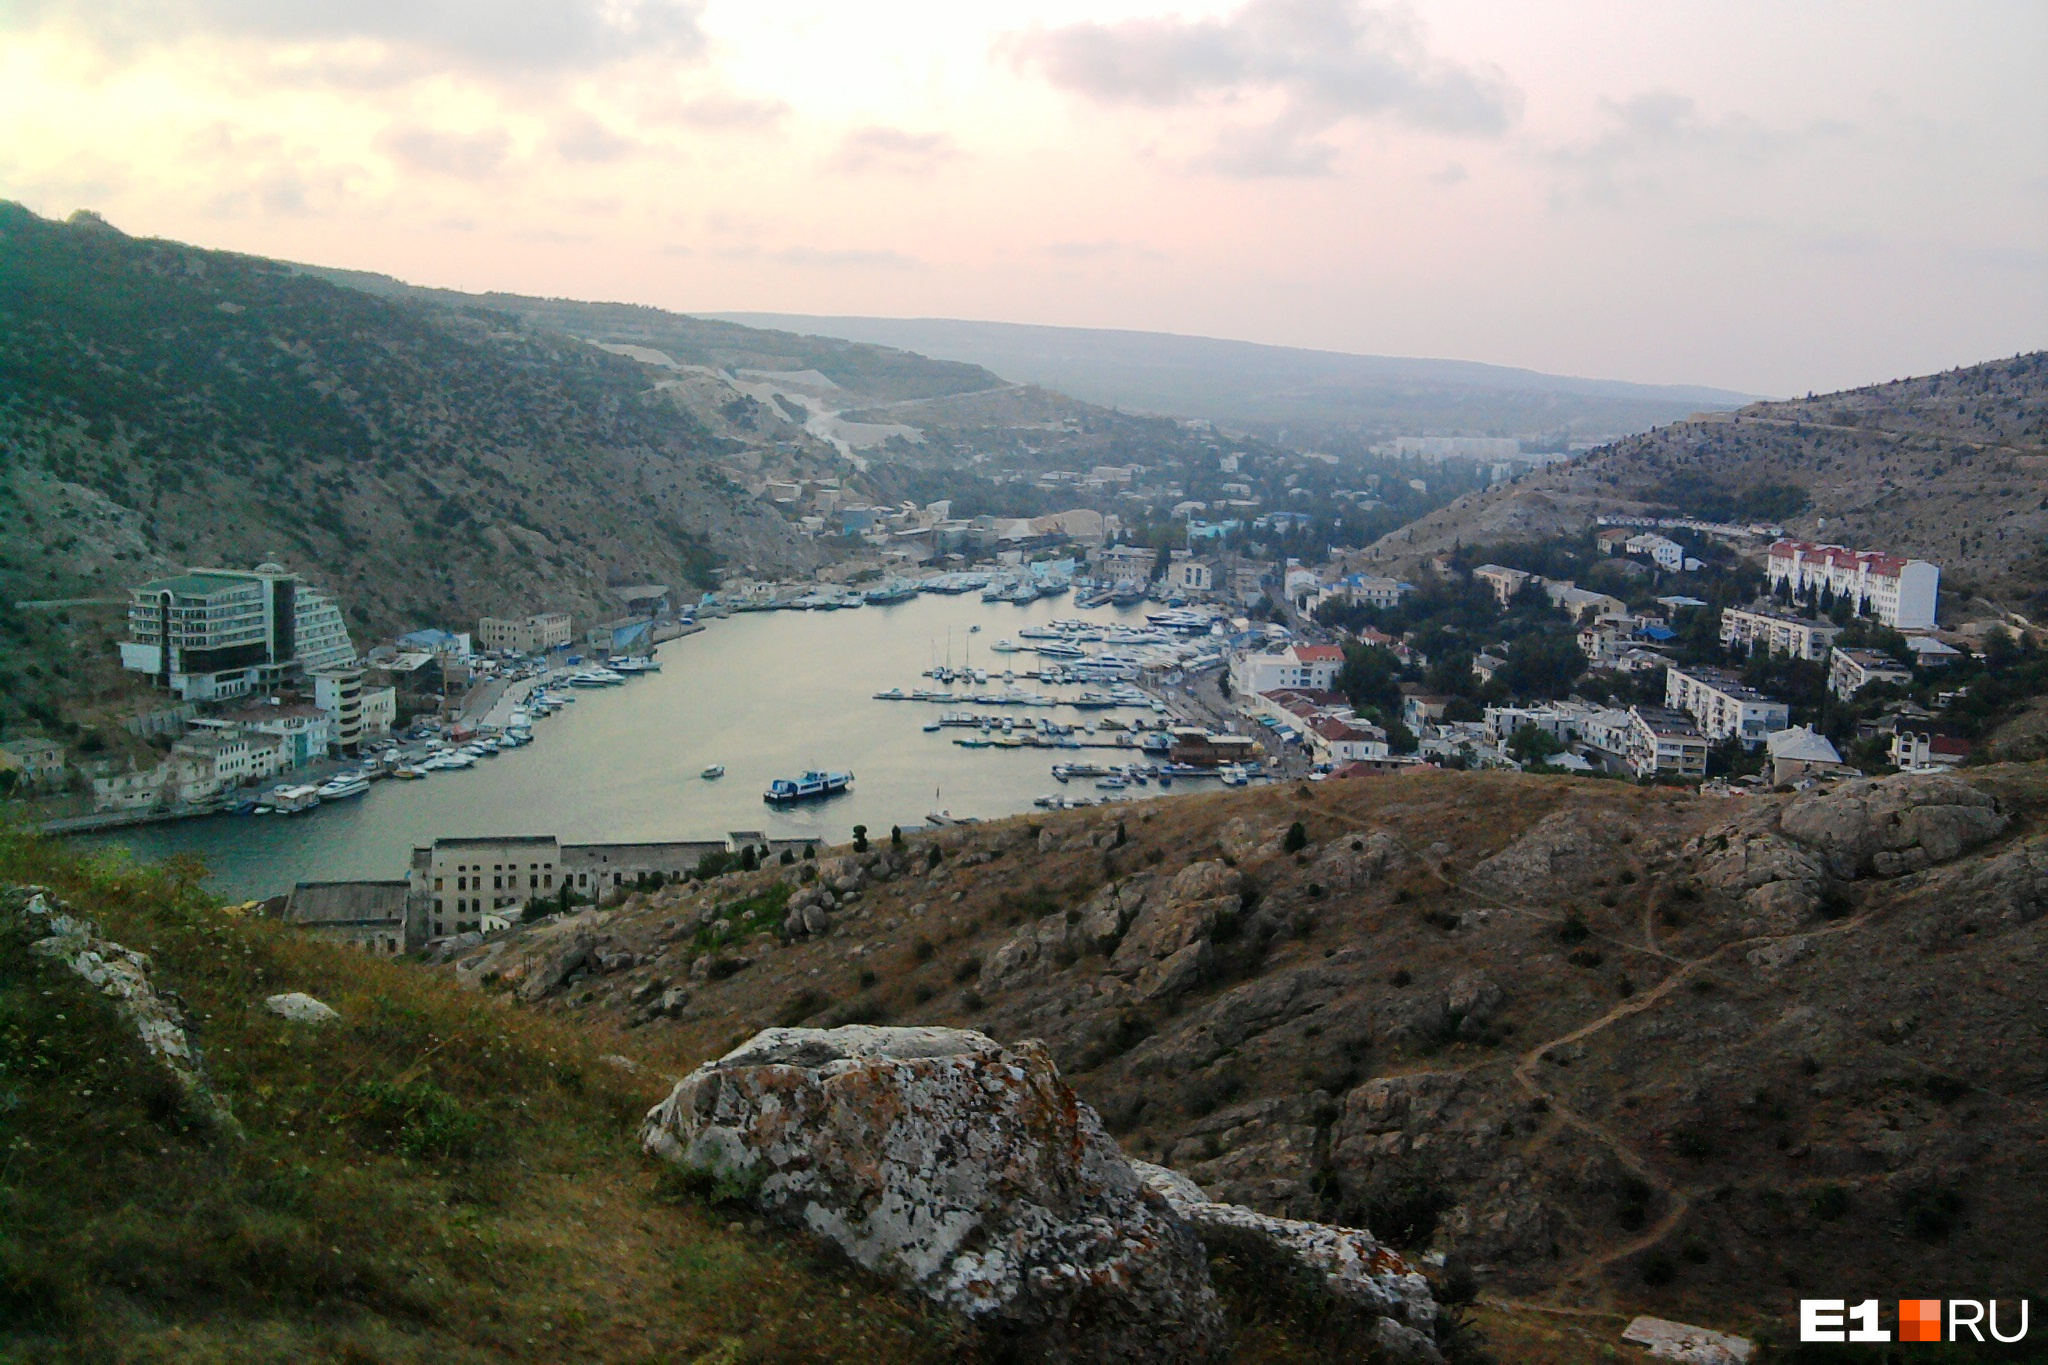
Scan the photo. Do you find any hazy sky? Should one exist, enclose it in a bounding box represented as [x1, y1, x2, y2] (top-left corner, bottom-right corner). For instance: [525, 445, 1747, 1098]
[4, 1, 2043, 394]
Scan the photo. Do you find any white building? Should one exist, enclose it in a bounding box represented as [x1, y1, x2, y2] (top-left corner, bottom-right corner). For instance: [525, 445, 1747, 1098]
[1720, 604, 1841, 661]
[1172, 560, 1214, 593]
[1624, 534, 1686, 571]
[1664, 665, 1791, 748]
[1230, 644, 1345, 695]
[1766, 540, 1940, 629]
[1317, 574, 1412, 611]
[119, 563, 356, 702]
[1626, 706, 1710, 779]
[1828, 647, 1915, 700]
[313, 667, 367, 754]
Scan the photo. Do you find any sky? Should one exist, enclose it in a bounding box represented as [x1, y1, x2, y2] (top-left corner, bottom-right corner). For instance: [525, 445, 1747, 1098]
[3, 0, 2043, 396]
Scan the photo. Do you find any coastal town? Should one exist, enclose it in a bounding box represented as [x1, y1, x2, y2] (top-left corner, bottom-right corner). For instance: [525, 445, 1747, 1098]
[7, 472, 2017, 964]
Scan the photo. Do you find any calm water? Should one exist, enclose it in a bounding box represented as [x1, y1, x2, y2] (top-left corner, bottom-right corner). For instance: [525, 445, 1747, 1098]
[79, 594, 1173, 900]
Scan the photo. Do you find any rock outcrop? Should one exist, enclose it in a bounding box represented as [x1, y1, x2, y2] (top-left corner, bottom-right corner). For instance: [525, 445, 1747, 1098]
[15, 889, 233, 1129]
[642, 1025, 1227, 1362]
[263, 992, 339, 1024]
[1780, 772, 2007, 878]
[641, 1025, 1445, 1362]
[1135, 1162, 1442, 1363]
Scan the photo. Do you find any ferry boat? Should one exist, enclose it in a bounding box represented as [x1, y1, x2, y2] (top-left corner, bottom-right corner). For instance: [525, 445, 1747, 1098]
[864, 578, 920, 605]
[701, 763, 725, 779]
[763, 770, 853, 804]
[268, 784, 322, 814]
[314, 774, 371, 801]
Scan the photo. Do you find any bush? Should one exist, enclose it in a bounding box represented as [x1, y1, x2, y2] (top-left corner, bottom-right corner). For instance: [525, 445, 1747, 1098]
[1282, 821, 1308, 853]
[852, 824, 869, 853]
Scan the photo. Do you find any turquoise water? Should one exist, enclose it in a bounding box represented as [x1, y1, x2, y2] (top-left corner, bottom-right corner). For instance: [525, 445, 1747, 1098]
[77, 594, 1171, 900]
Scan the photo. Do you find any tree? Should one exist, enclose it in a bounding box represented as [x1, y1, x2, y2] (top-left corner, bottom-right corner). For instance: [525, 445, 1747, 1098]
[1337, 644, 1403, 717]
[1501, 634, 1585, 700]
[1283, 821, 1308, 852]
[1506, 724, 1565, 767]
[739, 845, 758, 872]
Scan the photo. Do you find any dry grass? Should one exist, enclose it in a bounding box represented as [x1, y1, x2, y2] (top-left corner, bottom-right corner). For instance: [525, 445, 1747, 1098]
[0, 827, 970, 1363]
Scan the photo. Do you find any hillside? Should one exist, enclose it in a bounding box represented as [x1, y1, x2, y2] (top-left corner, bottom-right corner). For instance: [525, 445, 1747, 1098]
[711, 314, 1752, 445]
[1359, 354, 2048, 612]
[447, 766, 2048, 1352]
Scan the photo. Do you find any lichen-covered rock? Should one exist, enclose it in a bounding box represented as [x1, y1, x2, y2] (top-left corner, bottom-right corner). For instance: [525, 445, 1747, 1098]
[264, 992, 339, 1024]
[1781, 772, 2007, 879]
[1308, 830, 1405, 892]
[18, 890, 234, 1129]
[1132, 1161, 1442, 1362]
[515, 931, 594, 1001]
[1113, 862, 1240, 974]
[640, 1025, 1226, 1363]
[1465, 810, 1627, 901]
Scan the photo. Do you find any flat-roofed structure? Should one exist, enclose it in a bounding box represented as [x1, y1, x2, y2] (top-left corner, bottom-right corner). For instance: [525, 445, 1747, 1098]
[1720, 604, 1841, 661]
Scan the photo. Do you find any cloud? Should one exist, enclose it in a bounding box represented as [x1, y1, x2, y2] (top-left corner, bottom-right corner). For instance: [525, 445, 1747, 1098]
[771, 246, 921, 269]
[555, 116, 635, 164]
[1548, 91, 1845, 206]
[1044, 238, 1167, 262]
[376, 126, 511, 178]
[1004, 0, 1518, 175]
[6, 0, 708, 79]
[828, 126, 959, 176]
[663, 93, 790, 131]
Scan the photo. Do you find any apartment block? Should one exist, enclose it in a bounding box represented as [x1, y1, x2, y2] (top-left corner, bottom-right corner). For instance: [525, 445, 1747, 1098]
[1664, 665, 1791, 748]
[1719, 604, 1841, 661]
[1626, 706, 1710, 780]
[1829, 647, 1915, 700]
[119, 563, 355, 701]
[1767, 539, 1939, 629]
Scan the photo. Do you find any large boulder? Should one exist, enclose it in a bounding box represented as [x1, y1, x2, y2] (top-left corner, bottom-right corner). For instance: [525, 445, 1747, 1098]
[640, 1026, 1226, 1363]
[1133, 1162, 1443, 1362]
[1112, 862, 1241, 990]
[1780, 772, 2007, 879]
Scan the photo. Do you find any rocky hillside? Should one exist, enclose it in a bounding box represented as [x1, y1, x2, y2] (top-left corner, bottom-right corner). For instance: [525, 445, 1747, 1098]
[1362, 354, 2048, 612]
[0, 202, 850, 641]
[454, 765, 2048, 1349]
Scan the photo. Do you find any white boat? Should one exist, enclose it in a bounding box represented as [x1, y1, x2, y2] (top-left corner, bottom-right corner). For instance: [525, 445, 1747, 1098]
[314, 775, 370, 801]
[701, 764, 725, 779]
[268, 784, 322, 813]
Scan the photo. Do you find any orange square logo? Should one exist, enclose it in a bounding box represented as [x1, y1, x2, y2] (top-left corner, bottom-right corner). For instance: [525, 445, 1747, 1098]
[1900, 1299, 1942, 1343]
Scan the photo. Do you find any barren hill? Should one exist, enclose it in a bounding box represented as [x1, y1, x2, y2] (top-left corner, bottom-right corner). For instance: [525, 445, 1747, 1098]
[1361, 354, 2048, 611]
[454, 765, 2048, 1346]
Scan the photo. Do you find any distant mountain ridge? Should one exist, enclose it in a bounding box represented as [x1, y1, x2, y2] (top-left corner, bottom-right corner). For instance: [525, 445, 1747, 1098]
[710, 313, 1755, 441]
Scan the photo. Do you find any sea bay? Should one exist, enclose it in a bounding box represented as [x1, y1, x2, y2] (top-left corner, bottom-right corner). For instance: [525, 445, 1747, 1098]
[75, 593, 1176, 900]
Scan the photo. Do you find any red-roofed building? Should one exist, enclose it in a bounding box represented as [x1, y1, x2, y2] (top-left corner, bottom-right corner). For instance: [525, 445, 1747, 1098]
[1229, 643, 1345, 694]
[1766, 539, 1939, 629]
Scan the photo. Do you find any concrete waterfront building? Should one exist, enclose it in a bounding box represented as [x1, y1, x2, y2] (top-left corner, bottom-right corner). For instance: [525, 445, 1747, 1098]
[312, 667, 365, 754]
[119, 563, 356, 702]
[1766, 539, 1940, 629]
[408, 832, 824, 938]
[1664, 665, 1791, 748]
[1719, 604, 1842, 662]
[476, 612, 573, 655]
[283, 882, 413, 955]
